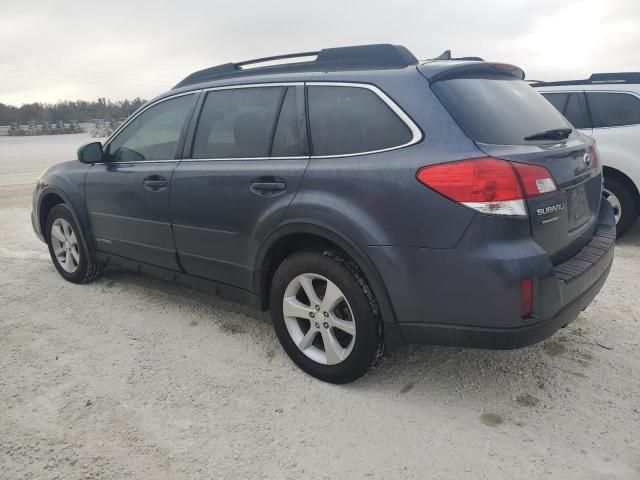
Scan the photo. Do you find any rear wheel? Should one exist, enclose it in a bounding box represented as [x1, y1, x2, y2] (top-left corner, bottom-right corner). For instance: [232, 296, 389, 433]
[270, 250, 383, 384]
[603, 175, 639, 238]
[45, 204, 103, 283]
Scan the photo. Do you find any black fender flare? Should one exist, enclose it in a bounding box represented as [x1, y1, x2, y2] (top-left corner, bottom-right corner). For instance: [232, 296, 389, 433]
[38, 186, 94, 264]
[254, 219, 406, 352]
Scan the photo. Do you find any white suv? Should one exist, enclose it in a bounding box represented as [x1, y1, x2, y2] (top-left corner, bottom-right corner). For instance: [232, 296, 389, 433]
[534, 73, 640, 237]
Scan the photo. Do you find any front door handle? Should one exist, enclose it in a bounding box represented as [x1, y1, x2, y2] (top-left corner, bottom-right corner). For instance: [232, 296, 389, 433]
[250, 178, 286, 196]
[143, 175, 168, 191]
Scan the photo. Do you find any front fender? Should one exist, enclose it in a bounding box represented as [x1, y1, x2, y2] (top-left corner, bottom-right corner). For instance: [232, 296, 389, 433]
[35, 161, 92, 258]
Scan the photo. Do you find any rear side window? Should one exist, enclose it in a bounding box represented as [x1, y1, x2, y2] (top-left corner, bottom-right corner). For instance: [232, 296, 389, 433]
[586, 92, 640, 128]
[541, 92, 591, 129]
[432, 78, 571, 145]
[307, 85, 413, 156]
[564, 93, 591, 129]
[193, 87, 285, 158]
[542, 92, 568, 112]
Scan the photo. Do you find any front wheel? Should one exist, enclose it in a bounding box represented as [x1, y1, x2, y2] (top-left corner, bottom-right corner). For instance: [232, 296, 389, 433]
[603, 175, 639, 238]
[45, 204, 103, 283]
[270, 250, 383, 384]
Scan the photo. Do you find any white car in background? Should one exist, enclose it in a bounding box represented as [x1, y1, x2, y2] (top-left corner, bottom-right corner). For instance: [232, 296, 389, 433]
[534, 73, 640, 237]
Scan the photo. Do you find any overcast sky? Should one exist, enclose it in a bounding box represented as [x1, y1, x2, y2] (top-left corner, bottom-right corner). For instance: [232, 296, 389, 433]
[1, 0, 638, 106]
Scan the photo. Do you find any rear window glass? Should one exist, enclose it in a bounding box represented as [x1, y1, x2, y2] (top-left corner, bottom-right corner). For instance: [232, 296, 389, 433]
[432, 78, 571, 145]
[307, 86, 413, 156]
[587, 92, 640, 128]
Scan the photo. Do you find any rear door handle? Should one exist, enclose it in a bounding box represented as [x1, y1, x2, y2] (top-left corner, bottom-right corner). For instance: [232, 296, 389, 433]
[251, 182, 285, 191]
[250, 179, 286, 195]
[143, 176, 168, 191]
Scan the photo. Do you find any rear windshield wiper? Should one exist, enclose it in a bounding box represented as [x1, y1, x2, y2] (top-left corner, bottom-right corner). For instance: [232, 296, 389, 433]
[524, 128, 572, 141]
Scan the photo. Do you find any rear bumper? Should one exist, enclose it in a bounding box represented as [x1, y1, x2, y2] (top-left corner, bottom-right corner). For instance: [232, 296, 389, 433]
[398, 247, 612, 349]
[368, 199, 615, 349]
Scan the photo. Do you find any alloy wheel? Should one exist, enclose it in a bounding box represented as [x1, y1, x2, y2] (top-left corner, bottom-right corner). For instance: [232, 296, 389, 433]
[602, 188, 621, 224]
[282, 273, 356, 365]
[50, 218, 80, 273]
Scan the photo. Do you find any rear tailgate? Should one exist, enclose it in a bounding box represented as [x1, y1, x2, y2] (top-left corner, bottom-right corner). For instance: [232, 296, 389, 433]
[477, 139, 601, 264]
[427, 66, 603, 263]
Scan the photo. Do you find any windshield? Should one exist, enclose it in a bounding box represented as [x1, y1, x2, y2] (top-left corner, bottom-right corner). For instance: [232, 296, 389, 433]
[432, 77, 572, 145]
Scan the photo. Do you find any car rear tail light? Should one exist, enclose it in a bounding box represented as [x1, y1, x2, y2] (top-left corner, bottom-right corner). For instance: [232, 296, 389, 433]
[511, 162, 558, 197]
[588, 145, 600, 169]
[416, 157, 557, 217]
[520, 277, 533, 318]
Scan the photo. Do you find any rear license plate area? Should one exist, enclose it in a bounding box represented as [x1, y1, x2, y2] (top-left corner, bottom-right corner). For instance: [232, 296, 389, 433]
[567, 184, 588, 230]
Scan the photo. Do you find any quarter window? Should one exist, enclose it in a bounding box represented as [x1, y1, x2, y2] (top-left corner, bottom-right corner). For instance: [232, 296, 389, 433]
[586, 92, 640, 128]
[107, 94, 196, 162]
[307, 85, 413, 156]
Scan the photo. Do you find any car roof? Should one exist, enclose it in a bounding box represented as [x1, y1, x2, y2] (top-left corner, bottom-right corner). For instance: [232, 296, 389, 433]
[146, 45, 526, 108]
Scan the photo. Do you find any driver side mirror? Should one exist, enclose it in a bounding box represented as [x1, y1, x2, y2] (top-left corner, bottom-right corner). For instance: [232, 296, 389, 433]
[77, 142, 103, 164]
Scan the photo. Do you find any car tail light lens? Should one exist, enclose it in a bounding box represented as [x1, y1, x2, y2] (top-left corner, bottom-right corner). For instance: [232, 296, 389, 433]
[416, 157, 557, 217]
[588, 145, 600, 169]
[520, 277, 533, 318]
[511, 162, 558, 197]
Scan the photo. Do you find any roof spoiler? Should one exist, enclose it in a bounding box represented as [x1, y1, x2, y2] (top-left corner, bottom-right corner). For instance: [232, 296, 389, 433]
[427, 62, 525, 83]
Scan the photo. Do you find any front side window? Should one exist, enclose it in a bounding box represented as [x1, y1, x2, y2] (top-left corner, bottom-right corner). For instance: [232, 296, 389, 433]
[107, 94, 196, 162]
[587, 92, 640, 128]
[192, 87, 289, 158]
[307, 85, 413, 156]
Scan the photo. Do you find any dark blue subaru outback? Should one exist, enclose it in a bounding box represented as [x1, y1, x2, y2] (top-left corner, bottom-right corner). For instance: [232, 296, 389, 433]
[32, 44, 615, 383]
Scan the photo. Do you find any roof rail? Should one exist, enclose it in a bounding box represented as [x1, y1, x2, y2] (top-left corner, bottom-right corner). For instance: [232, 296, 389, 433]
[531, 72, 640, 87]
[589, 72, 640, 83]
[173, 44, 418, 89]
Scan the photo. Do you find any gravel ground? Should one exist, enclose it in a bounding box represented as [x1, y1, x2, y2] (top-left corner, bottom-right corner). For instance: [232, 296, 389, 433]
[1, 134, 639, 480]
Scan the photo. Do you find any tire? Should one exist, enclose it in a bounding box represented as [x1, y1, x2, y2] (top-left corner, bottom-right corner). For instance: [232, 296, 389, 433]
[45, 204, 103, 284]
[603, 175, 639, 238]
[270, 250, 383, 384]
